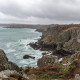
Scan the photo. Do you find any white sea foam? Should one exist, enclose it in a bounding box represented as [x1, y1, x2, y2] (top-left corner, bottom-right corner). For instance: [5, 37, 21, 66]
[6, 43, 12, 48]
[6, 48, 16, 53]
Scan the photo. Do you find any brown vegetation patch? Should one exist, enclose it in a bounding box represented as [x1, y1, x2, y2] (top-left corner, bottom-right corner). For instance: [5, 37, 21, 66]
[62, 27, 78, 32]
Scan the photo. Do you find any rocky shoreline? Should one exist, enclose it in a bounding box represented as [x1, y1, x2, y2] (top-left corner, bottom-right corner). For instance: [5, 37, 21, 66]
[1, 24, 80, 80]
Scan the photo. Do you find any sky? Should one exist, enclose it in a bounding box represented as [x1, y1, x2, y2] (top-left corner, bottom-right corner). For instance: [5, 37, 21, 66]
[0, 0, 80, 24]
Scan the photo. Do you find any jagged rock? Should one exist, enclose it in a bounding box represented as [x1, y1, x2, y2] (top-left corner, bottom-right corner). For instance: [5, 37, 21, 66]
[37, 55, 59, 67]
[0, 49, 8, 64]
[0, 49, 20, 72]
[23, 55, 35, 59]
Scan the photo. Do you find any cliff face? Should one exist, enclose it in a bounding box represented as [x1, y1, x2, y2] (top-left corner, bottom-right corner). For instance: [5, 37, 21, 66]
[40, 25, 80, 52]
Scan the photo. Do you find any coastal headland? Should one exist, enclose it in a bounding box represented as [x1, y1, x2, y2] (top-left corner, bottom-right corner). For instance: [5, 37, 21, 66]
[1, 24, 80, 80]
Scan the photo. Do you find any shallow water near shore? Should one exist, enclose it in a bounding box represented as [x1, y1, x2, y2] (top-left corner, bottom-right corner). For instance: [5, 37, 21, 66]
[0, 26, 43, 68]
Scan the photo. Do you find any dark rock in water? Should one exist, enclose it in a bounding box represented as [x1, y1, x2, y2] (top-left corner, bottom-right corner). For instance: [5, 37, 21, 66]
[0, 49, 20, 72]
[23, 55, 35, 59]
[29, 42, 40, 50]
[37, 55, 59, 67]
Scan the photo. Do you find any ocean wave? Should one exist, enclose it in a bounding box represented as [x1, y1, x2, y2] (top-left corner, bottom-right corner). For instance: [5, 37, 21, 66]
[0, 28, 43, 68]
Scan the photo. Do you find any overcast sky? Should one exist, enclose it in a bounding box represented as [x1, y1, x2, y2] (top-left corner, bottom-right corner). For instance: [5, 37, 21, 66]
[0, 0, 80, 24]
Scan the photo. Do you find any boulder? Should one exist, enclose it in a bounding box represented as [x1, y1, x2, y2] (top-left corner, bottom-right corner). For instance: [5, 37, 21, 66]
[37, 55, 59, 67]
[23, 55, 35, 59]
[0, 49, 20, 72]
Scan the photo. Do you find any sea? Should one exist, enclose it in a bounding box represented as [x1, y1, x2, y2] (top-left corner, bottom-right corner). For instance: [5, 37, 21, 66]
[0, 26, 43, 68]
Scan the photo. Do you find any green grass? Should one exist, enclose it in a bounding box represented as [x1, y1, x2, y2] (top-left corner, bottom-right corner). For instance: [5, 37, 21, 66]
[36, 61, 77, 79]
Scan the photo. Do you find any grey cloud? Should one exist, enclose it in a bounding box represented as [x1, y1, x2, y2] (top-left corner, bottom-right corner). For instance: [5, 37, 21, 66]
[0, 0, 80, 24]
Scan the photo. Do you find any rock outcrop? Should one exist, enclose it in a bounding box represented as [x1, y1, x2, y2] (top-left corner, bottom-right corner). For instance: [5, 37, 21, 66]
[0, 49, 20, 72]
[37, 55, 59, 67]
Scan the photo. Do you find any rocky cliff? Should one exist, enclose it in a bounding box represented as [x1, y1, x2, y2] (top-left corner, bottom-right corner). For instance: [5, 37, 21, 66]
[29, 24, 80, 57]
[40, 25, 80, 51]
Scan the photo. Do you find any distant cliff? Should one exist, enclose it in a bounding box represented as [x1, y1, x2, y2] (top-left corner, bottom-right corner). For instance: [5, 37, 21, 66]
[5, 24, 52, 32]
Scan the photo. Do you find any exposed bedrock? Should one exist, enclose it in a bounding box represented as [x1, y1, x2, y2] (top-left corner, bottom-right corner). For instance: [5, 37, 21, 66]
[0, 49, 20, 72]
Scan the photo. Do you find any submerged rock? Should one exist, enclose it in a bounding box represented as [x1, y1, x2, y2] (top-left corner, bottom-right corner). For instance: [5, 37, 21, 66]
[37, 55, 59, 67]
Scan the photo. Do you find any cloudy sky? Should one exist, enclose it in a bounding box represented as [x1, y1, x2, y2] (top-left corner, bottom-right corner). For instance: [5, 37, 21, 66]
[0, 0, 80, 24]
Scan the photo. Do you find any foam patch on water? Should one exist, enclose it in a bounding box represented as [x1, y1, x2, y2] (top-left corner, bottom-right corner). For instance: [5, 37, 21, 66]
[6, 48, 16, 53]
[6, 43, 12, 48]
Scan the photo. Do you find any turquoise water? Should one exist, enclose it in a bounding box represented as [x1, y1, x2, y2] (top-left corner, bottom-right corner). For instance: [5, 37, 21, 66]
[0, 26, 43, 68]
